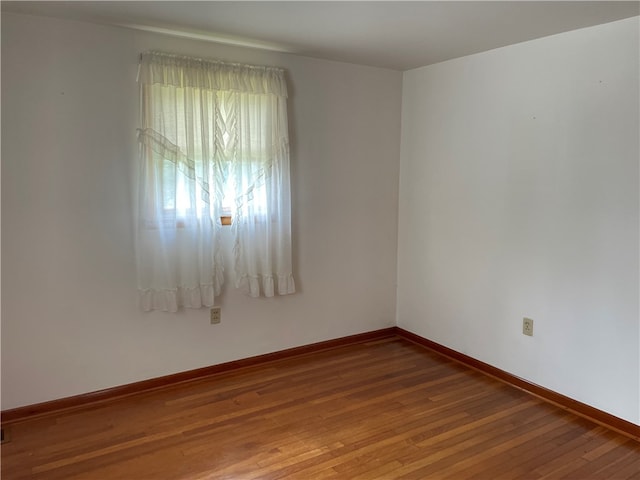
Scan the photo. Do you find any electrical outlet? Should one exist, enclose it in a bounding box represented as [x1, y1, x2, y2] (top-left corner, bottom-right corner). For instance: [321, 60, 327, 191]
[210, 306, 221, 324]
[523, 317, 534, 336]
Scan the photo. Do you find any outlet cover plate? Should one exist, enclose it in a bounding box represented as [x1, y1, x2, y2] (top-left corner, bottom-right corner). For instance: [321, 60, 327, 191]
[523, 317, 534, 336]
[210, 307, 221, 324]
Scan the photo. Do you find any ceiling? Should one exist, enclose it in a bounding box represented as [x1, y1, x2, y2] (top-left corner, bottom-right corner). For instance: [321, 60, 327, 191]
[3, 1, 639, 70]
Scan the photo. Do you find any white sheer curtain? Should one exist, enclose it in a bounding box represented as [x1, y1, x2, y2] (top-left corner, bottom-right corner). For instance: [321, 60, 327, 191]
[136, 51, 295, 312]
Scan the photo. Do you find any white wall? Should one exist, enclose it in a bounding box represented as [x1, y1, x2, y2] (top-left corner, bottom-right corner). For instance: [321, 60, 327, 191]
[1, 12, 402, 409]
[398, 18, 639, 424]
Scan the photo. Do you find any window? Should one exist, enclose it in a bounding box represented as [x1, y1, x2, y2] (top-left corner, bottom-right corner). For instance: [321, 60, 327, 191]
[136, 51, 295, 312]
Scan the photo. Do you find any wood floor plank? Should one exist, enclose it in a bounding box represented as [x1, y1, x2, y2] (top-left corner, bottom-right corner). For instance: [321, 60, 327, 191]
[2, 337, 638, 479]
[475, 419, 602, 478]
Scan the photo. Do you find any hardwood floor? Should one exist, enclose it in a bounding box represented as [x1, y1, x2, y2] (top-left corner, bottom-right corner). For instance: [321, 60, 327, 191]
[2, 337, 638, 479]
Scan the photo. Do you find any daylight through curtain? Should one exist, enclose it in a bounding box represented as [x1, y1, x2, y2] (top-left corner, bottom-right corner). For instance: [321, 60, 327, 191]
[136, 51, 295, 312]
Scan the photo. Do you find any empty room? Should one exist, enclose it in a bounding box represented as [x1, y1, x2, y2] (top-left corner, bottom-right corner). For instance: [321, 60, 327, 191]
[1, 1, 639, 478]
